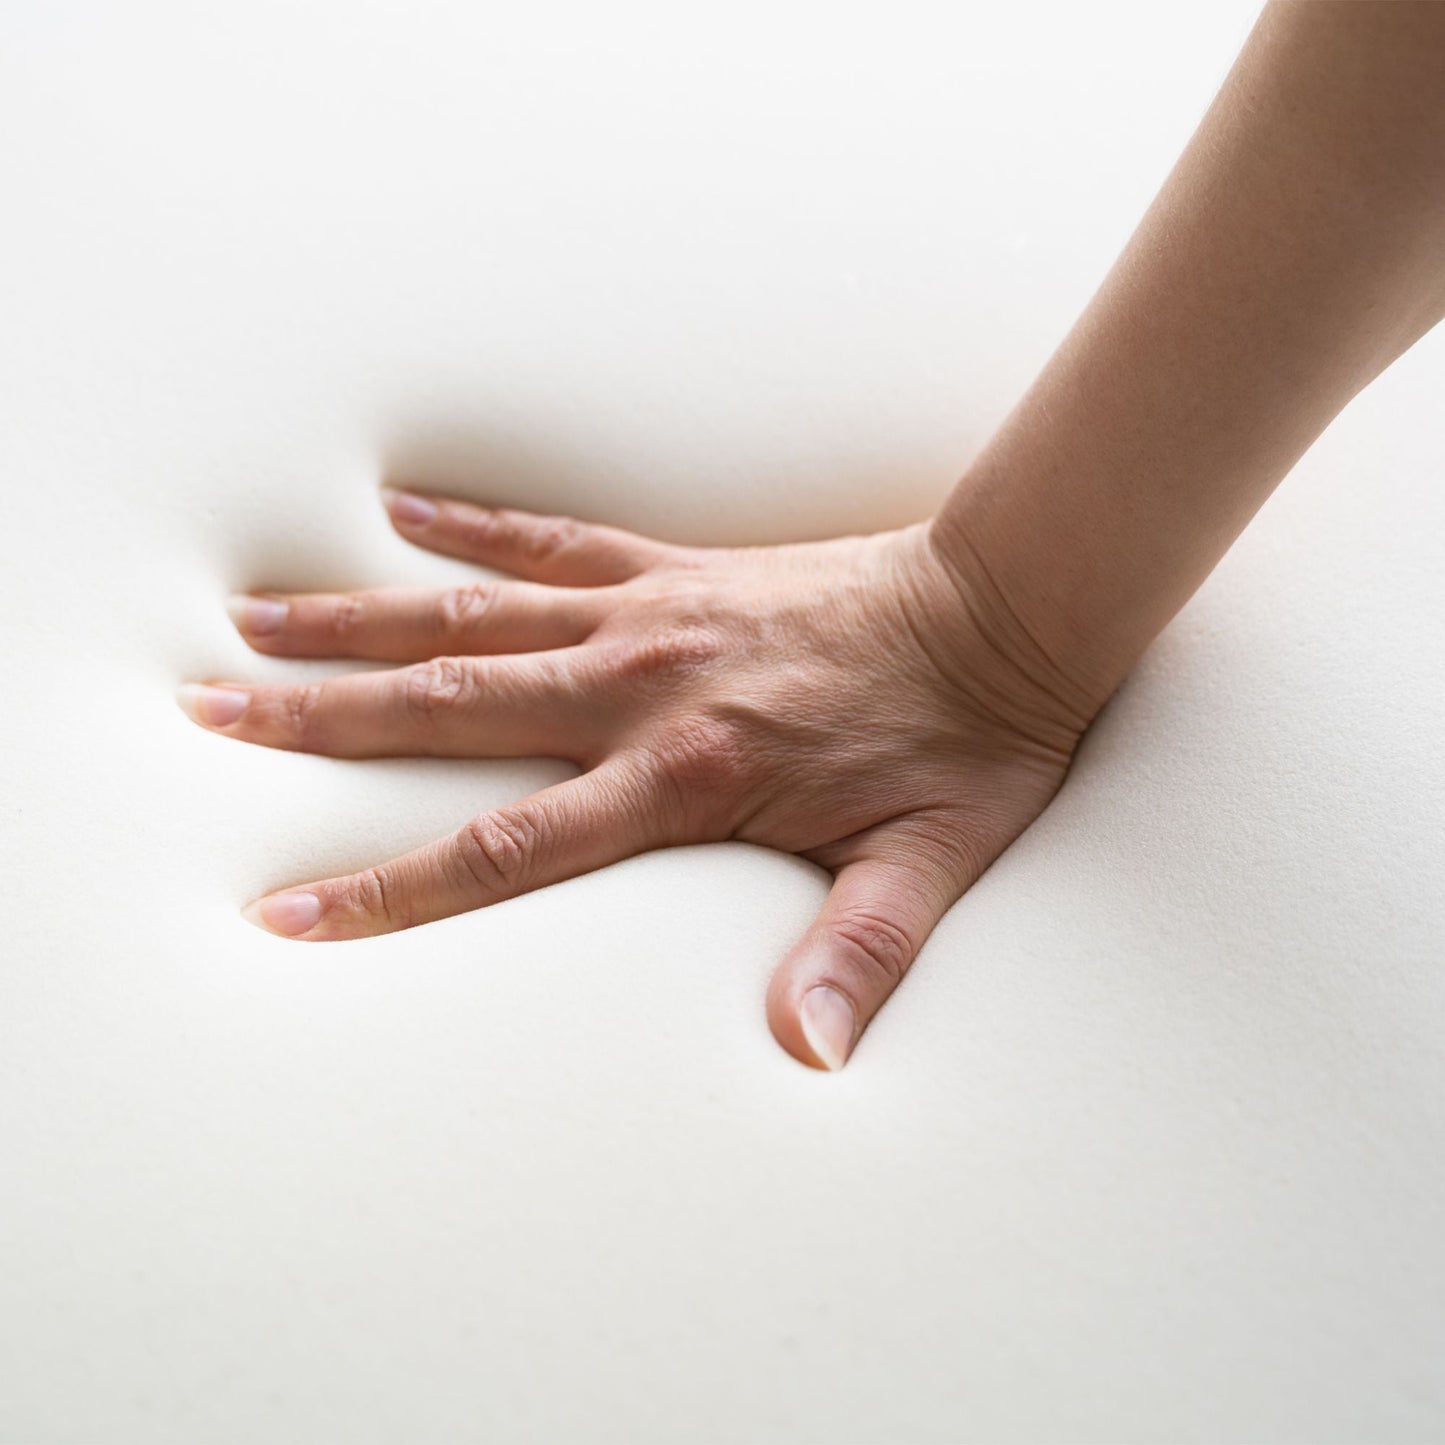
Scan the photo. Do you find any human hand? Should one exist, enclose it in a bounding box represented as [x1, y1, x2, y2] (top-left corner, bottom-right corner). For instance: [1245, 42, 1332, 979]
[182, 2, 1445, 1070]
[181, 488, 1097, 1069]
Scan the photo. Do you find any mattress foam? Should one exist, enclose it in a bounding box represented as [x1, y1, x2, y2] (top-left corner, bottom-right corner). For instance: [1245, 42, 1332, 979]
[2, 1, 1443, 1440]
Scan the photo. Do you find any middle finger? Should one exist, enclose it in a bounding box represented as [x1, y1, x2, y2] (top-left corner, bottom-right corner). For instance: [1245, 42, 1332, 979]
[227, 581, 616, 662]
[178, 650, 600, 760]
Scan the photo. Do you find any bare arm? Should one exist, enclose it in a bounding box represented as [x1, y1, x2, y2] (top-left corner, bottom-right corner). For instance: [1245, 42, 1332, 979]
[189, 1, 1445, 1070]
[933, 0, 1445, 716]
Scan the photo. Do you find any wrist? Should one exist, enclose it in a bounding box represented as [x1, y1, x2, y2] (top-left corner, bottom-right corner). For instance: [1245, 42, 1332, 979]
[925, 491, 1130, 732]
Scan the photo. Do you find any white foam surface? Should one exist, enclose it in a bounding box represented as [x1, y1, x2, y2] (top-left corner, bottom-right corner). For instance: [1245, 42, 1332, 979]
[3, 2, 1443, 1439]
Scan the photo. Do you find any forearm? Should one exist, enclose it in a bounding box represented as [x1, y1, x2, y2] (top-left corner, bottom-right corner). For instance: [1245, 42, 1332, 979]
[931, 0, 1445, 717]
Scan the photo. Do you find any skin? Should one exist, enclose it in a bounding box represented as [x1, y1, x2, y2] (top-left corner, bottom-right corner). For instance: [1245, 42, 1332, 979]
[181, 1, 1445, 1070]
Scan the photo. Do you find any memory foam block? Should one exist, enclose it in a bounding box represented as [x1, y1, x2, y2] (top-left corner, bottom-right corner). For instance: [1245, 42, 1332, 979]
[2, 1, 1442, 1440]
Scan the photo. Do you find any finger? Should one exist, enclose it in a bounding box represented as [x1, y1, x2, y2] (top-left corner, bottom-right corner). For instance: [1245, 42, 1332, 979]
[766, 826, 970, 1071]
[241, 760, 666, 939]
[382, 486, 684, 584]
[226, 580, 615, 662]
[177, 651, 596, 760]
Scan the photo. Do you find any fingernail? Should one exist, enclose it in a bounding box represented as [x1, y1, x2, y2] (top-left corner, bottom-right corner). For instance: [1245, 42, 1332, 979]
[381, 487, 438, 525]
[177, 683, 250, 727]
[242, 891, 322, 937]
[799, 985, 857, 1071]
[226, 594, 288, 636]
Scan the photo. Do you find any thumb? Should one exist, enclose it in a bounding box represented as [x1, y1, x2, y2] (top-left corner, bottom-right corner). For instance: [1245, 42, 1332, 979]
[766, 839, 966, 1072]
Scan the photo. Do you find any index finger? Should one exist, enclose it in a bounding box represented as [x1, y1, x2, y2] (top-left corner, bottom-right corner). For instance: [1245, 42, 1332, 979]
[241, 759, 669, 939]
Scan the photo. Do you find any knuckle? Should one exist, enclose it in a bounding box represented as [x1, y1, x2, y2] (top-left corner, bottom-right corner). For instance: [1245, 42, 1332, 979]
[283, 682, 325, 749]
[437, 582, 496, 636]
[455, 806, 544, 897]
[830, 909, 915, 986]
[328, 593, 368, 643]
[615, 624, 725, 683]
[457, 506, 501, 549]
[653, 714, 749, 797]
[346, 864, 405, 927]
[403, 656, 473, 720]
[520, 515, 581, 563]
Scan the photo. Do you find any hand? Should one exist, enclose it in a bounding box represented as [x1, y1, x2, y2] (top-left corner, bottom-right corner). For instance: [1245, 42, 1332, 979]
[181, 488, 1095, 1070]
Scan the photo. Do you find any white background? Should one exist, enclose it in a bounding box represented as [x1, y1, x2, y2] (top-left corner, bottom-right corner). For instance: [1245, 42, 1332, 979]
[2, 1, 1442, 1439]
